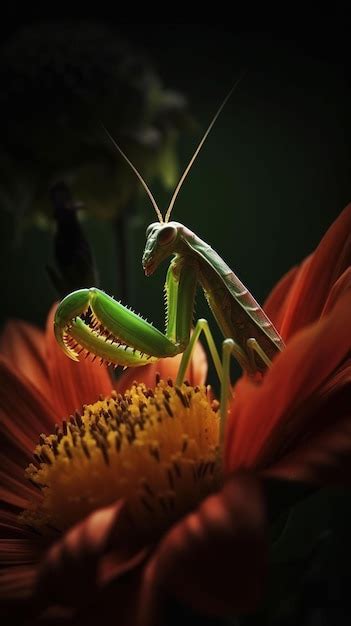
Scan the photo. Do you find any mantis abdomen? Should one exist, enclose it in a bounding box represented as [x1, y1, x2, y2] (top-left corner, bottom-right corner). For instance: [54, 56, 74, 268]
[176, 225, 284, 373]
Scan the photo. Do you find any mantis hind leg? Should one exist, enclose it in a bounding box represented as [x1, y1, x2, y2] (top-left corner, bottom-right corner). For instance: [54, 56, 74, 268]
[246, 337, 273, 371]
[175, 322, 249, 442]
[175, 318, 260, 387]
[219, 337, 273, 445]
[176, 323, 273, 451]
[175, 319, 224, 387]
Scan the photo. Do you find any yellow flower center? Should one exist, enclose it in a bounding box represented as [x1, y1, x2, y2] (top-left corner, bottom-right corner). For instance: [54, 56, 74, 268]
[22, 379, 220, 537]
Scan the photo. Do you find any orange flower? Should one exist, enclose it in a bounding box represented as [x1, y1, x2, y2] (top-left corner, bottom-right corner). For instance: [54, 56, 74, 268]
[225, 203, 351, 482]
[0, 308, 207, 624]
[0, 205, 350, 625]
[134, 207, 351, 625]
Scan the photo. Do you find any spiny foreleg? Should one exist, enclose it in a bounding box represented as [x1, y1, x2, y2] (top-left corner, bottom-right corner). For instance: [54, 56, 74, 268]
[54, 288, 180, 368]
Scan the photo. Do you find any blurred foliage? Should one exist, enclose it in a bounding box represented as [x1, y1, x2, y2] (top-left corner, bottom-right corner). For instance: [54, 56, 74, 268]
[46, 181, 99, 297]
[0, 21, 192, 237]
[243, 485, 351, 626]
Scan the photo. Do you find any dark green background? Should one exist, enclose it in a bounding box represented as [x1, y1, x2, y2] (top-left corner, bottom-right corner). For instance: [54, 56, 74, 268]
[1, 24, 351, 626]
[1, 25, 350, 347]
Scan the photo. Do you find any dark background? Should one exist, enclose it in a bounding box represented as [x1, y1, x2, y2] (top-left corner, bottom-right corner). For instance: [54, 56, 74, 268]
[0, 24, 350, 340]
[0, 23, 351, 626]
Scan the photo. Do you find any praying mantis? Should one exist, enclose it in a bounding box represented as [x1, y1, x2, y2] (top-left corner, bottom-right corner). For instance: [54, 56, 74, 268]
[54, 82, 285, 424]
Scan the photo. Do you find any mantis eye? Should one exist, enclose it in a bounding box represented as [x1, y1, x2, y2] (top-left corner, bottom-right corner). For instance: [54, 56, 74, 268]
[158, 226, 177, 246]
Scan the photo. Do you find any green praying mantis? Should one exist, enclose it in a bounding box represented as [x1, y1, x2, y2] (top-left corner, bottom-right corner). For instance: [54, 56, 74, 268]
[54, 83, 285, 429]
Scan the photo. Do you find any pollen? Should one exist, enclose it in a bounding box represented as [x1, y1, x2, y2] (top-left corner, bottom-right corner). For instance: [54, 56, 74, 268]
[21, 379, 220, 537]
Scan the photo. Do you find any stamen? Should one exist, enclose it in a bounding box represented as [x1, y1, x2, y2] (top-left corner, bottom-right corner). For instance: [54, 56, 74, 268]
[21, 380, 220, 537]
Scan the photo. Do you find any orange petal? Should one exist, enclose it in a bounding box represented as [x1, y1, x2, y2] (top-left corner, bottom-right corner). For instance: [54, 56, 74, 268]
[321, 267, 351, 317]
[0, 359, 55, 512]
[36, 500, 147, 610]
[45, 304, 113, 419]
[263, 264, 300, 331]
[0, 538, 42, 567]
[116, 337, 207, 394]
[225, 289, 351, 472]
[0, 564, 37, 606]
[279, 203, 351, 339]
[0, 358, 56, 458]
[276, 255, 313, 341]
[0, 509, 39, 540]
[263, 357, 351, 485]
[139, 472, 267, 624]
[265, 412, 351, 486]
[0, 319, 51, 398]
[0, 454, 41, 510]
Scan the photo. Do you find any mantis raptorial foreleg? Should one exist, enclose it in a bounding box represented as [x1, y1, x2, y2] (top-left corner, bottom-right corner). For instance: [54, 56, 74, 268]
[55, 259, 199, 367]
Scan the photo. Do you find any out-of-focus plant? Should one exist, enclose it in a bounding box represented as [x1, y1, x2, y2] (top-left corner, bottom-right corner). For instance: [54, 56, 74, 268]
[0, 21, 190, 228]
[0, 21, 191, 298]
[46, 181, 100, 297]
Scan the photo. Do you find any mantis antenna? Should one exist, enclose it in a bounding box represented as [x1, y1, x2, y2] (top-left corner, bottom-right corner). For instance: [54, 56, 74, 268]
[101, 123, 164, 223]
[164, 72, 246, 224]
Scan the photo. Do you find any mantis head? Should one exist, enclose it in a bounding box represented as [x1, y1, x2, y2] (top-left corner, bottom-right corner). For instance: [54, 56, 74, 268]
[142, 221, 180, 276]
[103, 77, 243, 275]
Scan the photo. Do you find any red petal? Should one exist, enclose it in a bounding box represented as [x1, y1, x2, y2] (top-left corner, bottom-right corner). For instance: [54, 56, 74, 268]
[263, 264, 300, 331]
[45, 304, 113, 418]
[0, 538, 42, 567]
[36, 500, 147, 609]
[264, 358, 351, 485]
[116, 337, 207, 393]
[0, 454, 40, 509]
[0, 358, 56, 459]
[139, 472, 267, 623]
[0, 508, 40, 540]
[279, 203, 351, 339]
[275, 255, 313, 340]
[321, 267, 351, 317]
[0, 319, 51, 398]
[0, 564, 37, 603]
[0, 359, 53, 512]
[225, 289, 351, 472]
[1, 505, 147, 623]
